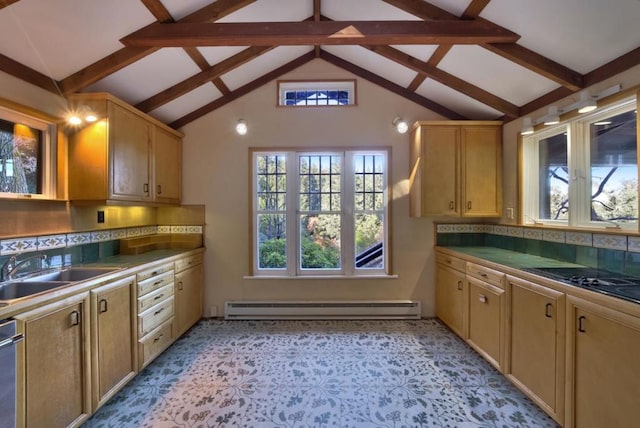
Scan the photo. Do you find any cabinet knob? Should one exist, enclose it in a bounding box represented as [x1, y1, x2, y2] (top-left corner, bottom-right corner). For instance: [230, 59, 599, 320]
[99, 298, 108, 313]
[467, 201, 472, 210]
[544, 303, 553, 318]
[578, 315, 587, 333]
[178, 281, 183, 291]
[457, 281, 463, 291]
[449, 201, 454, 210]
[157, 185, 162, 195]
[143, 183, 149, 194]
[478, 294, 487, 303]
[69, 310, 81, 327]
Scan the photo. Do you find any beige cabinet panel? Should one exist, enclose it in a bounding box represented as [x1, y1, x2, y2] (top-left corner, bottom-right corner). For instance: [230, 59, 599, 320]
[409, 121, 502, 218]
[467, 277, 504, 370]
[153, 127, 181, 204]
[566, 296, 640, 428]
[506, 276, 565, 425]
[435, 263, 466, 337]
[174, 263, 204, 337]
[91, 277, 137, 410]
[15, 293, 91, 428]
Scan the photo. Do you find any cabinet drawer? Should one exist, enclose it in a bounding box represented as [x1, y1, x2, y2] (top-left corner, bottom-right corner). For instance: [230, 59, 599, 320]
[139, 319, 173, 369]
[175, 254, 203, 273]
[436, 253, 466, 272]
[136, 263, 174, 282]
[137, 271, 174, 296]
[138, 296, 174, 336]
[467, 262, 504, 288]
[138, 283, 174, 313]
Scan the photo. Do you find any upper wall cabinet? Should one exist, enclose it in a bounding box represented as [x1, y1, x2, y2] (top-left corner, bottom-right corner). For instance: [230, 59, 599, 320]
[409, 121, 502, 218]
[67, 93, 182, 205]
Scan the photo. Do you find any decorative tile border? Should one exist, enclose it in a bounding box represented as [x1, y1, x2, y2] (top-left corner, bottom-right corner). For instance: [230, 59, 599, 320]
[436, 223, 638, 253]
[0, 225, 203, 256]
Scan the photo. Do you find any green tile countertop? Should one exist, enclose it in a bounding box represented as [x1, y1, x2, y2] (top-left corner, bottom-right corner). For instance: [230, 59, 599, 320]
[440, 246, 582, 270]
[84, 248, 199, 268]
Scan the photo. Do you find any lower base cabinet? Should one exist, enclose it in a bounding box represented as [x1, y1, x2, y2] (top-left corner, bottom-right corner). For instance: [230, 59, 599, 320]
[566, 296, 640, 428]
[15, 293, 91, 428]
[174, 259, 204, 337]
[435, 262, 466, 338]
[90, 276, 137, 411]
[467, 276, 504, 370]
[506, 276, 565, 425]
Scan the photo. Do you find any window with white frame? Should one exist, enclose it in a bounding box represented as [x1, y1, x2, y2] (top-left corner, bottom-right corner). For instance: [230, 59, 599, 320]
[253, 149, 388, 276]
[522, 97, 638, 229]
[277, 80, 356, 106]
[0, 105, 56, 199]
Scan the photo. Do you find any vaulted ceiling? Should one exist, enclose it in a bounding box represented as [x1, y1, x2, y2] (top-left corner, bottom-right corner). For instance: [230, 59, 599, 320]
[0, 0, 639, 130]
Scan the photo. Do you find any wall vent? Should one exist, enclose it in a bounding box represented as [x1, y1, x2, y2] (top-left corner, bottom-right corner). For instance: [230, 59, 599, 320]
[224, 300, 421, 320]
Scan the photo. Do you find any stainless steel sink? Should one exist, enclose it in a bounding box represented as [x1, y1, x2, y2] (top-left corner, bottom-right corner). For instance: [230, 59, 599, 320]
[0, 281, 73, 302]
[22, 267, 121, 282]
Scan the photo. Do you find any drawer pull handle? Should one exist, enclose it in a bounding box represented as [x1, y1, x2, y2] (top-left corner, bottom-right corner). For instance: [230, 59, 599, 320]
[157, 184, 162, 195]
[478, 294, 487, 303]
[151, 271, 159, 276]
[153, 334, 164, 343]
[457, 281, 463, 291]
[578, 316, 587, 333]
[467, 201, 472, 210]
[153, 280, 163, 286]
[70, 310, 81, 327]
[545, 303, 553, 318]
[479, 272, 488, 278]
[99, 299, 108, 313]
[154, 307, 165, 316]
[153, 294, 165, 301]
[143, 183, 149, 194]
[178, 281, 183, 291]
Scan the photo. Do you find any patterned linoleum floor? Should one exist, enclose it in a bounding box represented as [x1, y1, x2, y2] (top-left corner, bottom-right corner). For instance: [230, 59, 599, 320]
[83, 319, 559, 428]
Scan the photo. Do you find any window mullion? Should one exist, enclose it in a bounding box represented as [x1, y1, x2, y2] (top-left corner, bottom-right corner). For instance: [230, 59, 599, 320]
[287, 153, 297, 276]
[343, 152, 355, 276]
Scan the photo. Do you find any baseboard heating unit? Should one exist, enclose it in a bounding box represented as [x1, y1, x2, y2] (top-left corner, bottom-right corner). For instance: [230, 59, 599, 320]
[224, 300, 421, 320]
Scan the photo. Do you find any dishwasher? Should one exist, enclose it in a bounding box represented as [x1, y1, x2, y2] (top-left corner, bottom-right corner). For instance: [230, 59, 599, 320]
[0, 319, 23, 428]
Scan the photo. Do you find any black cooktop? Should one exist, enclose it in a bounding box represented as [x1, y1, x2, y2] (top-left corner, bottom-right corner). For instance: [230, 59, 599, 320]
[522, 266, 640, 304]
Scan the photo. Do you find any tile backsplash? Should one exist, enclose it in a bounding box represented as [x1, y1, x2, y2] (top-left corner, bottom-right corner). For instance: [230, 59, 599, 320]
[436, 223, 640, 276]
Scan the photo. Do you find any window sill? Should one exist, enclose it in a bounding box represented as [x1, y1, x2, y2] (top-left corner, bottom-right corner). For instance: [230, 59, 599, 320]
[243, 274, 398, 280]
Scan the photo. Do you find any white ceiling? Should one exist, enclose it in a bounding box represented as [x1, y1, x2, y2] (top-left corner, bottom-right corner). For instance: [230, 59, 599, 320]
[0, 0, 638, 129]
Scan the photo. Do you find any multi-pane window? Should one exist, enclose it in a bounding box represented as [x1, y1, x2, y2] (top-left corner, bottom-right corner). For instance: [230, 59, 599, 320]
[522, 97, 637, 229]
[253, 150, 388, 276]
[278, 80, 356, 106]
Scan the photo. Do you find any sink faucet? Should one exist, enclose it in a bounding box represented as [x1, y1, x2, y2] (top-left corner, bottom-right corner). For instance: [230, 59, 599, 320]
[1, 254, 47, 282]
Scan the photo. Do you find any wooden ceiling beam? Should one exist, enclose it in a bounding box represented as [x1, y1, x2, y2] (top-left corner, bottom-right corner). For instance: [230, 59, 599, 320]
[0, 0, 20, 10]
[136, 46, 274, 113]
[384, 0, 583, 91]
[120, 20, 520, 47]
[366, 45, 519, 118]
[58, 0, 256, 95]
[170, 51, 316, 129]
[319, 50, 467, 120]
[0, 52, 60, 94]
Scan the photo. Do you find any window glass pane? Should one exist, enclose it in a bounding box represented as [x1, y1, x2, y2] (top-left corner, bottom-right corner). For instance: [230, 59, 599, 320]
[355, 214, 384, 269]
[354, 154, 385, 213]
[258, 214, 286, 269]
[0, 118, 43, 194]
[589, 110, 638, 224]
[538, 132, 568, 220]
[300, 214, 341, 269]
[256, 154, 286, 212]
[299, 154, 341, 212]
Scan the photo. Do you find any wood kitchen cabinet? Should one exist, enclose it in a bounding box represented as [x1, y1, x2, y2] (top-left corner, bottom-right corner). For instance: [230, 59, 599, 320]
[435, 253, 467, 337]
[15, 293, 91, 428]
[506, 276, 565, 425]
[565, 295, 640, 428]
[466, 263, 505, 371]
[174, 253, 204, 336]
[67, 93, 182, 205]
[90, 276, 137, 411]
[409, 121, 502, 217]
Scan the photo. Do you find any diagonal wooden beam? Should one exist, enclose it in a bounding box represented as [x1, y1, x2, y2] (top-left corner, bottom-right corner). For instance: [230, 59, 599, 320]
[120, 20, 520, 47]
[170, 51, 316, 129]
[136, 46, 274, 113]
[58, 0, 256, 95]
[0, 0, 20, 10]
[384, 0, 583, 90]
[0, 53, 60, 94]
[365, 44, 519, 118]
[319, 50, 467, 120]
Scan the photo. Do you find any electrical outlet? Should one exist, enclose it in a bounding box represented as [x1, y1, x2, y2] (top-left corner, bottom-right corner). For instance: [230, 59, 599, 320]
[97, 210, 105, 223]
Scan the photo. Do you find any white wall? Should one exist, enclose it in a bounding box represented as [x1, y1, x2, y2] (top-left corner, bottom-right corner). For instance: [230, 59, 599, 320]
[181, 59, 445, 317]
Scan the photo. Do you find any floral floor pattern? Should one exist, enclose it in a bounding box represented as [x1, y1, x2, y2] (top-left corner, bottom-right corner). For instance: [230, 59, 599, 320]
[83, 319, 559, 428]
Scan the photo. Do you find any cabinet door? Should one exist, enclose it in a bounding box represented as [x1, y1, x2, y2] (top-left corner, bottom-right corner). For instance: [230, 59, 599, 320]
[507, 277, 565, 424]
[421, 126, 459, 216]
[566, 296, 640, 428]
[435, 263, 466, 337]
[16, 293, 91, 428]
[461, 126, 502, 217]
[467, 277, 504, 370]
[109, 103, 152, 201]
[91, 277, 136, 410]
[174, 263, 204, 336]
[153, 127, 181, 204]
